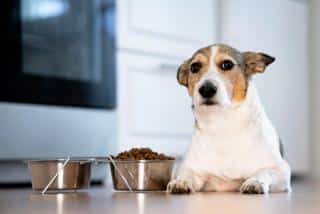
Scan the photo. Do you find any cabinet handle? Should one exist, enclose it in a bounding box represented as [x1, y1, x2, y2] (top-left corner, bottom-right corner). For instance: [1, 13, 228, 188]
[158, 63, 179, 71]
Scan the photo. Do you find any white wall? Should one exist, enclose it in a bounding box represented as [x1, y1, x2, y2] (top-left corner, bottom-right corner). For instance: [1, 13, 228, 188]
[310, 0, 320, 177]
[220, 0, 310, 173]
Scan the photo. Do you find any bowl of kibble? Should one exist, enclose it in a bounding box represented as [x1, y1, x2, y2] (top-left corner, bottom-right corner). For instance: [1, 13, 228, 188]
[109, 148, 175, 191]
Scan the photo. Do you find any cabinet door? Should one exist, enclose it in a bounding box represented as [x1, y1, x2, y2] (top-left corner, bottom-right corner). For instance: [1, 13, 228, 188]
[220, 0, 309, 173]
[117, 52, 193, 155]
[117, 0, 219, 58]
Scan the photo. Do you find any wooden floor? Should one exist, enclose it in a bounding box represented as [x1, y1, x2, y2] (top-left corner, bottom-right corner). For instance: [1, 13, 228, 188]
[0, 179, 319, 214]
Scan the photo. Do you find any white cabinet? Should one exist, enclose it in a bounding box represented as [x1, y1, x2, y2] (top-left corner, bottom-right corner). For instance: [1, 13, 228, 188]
[220, 0, 309, 173]
[117, 0, 219, 58]
[116, 0, 219, 155]
[117, 52, 193, 155]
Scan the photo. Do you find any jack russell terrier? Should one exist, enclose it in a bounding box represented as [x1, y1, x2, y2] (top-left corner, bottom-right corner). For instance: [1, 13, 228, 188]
[167, 44, 291, 194]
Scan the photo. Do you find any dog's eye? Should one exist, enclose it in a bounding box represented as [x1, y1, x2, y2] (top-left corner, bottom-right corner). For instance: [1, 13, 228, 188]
[220, 60, 234, 71]
[190, 62, 202, 73]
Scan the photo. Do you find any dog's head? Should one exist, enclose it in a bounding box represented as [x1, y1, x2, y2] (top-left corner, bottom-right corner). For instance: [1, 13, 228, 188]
[177, 44, 275, 110]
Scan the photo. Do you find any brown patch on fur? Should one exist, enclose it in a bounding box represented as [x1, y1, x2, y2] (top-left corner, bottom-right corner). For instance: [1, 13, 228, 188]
[243, 52, 275, 76]
[177, 59, 191, 87]
[177, 46, 212, 96]
[231, 74, 248, 102]
[214, 45, 275, 102]
[187, 53, 209, 95]
[215, 45, 248, 102]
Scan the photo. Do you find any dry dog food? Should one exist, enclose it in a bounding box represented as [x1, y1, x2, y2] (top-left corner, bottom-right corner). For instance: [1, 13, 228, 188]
[112, 148, 174, 160]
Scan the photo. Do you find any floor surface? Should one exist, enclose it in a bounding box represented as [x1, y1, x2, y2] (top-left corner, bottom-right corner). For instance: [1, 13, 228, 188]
[0, 179, 319, 214]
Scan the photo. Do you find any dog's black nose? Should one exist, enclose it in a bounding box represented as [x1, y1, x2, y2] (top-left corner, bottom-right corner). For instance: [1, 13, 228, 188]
[199, 82, 217, 98]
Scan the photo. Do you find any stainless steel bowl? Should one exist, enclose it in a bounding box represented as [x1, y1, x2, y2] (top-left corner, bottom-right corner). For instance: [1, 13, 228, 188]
[28, 159, 92, 192]
[110, 160, 174, 191]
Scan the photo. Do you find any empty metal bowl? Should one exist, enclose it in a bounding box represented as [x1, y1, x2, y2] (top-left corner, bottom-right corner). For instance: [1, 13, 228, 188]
[28, 158, 92, 192]
[110, 159, 175, 191]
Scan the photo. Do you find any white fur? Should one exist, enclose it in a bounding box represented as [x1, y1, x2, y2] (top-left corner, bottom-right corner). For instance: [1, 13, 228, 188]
[167, 46, 291, 194]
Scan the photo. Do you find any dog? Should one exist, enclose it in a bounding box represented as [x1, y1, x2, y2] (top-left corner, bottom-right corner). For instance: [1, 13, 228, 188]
[167, 44, 291, 194]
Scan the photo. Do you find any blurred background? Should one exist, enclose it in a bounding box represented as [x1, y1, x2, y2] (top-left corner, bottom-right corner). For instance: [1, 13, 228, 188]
[0, 0, 318, 185]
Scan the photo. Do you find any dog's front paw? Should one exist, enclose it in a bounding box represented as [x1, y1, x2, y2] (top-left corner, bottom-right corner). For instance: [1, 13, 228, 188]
[167, 179, 194, 194]
[240, 179, 269, 194]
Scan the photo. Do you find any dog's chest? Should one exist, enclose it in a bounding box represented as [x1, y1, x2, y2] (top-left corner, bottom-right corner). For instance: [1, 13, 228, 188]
[188, 126, 276, 179]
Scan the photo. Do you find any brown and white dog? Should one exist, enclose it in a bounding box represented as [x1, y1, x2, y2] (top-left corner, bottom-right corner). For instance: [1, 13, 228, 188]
[167, 44, 291, 194]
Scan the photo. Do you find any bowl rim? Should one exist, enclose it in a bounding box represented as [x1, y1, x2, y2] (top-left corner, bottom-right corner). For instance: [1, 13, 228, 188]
[26, 157, 176, 164]
[27, 157, 96, 163]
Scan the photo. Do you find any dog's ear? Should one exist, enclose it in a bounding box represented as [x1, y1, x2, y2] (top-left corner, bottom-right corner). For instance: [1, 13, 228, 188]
[242, 52, 275, 76]
[177, 59, 191, 87]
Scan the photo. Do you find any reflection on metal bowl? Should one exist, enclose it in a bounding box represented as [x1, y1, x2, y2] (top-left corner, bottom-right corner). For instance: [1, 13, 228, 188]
[110, 160, 175, 191]
[28, 159, 92, 192]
